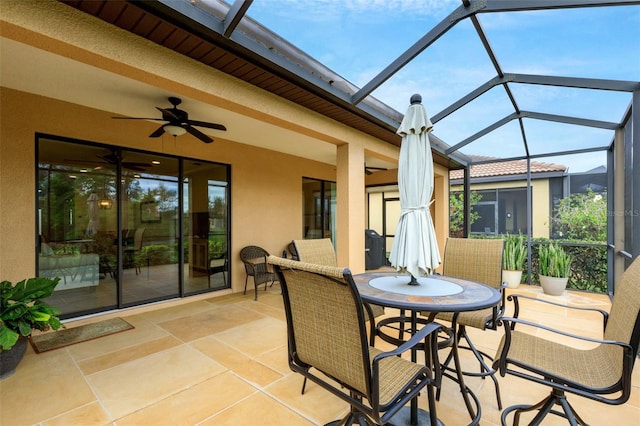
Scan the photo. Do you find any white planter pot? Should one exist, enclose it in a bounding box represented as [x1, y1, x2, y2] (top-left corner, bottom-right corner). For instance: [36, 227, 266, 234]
[539, 275, 568, 296]
[502, 270, 523, 289]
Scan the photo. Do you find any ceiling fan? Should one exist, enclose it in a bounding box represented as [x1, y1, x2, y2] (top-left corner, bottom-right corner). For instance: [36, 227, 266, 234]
[112, 97, 227, 144]
[65, 149, 151, 172]
[97, 151, 150, 172]
[365, 165, 388, 175]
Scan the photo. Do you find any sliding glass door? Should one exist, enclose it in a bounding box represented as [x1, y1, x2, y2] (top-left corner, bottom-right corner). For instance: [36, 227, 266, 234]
[37, 136, 230, 318]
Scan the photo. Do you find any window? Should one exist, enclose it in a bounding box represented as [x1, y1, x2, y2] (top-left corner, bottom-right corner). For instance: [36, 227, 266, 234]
[302, 178, 336, 241]
[468, 188, 529, 236]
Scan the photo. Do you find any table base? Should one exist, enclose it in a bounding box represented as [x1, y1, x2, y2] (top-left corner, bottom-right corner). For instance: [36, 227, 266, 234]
[387, 407, 443, 426]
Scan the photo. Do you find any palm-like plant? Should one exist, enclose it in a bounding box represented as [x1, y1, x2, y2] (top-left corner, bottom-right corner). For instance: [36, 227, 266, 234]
[538, 243, 572, 278]
[503, 233, 527, 271]
[0, 277, 63, 350]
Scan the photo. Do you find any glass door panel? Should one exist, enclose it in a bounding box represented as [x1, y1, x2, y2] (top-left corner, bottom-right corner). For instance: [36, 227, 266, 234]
[37, 139, 118, 317]
[183, 161, 230, 294]
[120, 152, 180, 305]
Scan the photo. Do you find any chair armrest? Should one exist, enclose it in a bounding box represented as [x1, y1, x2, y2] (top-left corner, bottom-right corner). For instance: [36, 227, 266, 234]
[373, 321, 444, 361]
[500, 316, 630, 350]
[508, 293, 609, 329]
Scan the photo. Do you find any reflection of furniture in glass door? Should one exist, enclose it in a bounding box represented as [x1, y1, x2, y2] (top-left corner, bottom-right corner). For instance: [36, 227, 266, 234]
[190, 237, 209, 276]
[189, 211, 210, 277]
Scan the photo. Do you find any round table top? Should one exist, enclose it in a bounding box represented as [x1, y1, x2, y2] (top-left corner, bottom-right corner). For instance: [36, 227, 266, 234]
[353, 271, 501, 313]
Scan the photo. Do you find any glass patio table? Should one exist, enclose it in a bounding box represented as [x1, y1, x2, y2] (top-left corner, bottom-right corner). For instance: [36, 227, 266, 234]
[354, 272, 502, 426]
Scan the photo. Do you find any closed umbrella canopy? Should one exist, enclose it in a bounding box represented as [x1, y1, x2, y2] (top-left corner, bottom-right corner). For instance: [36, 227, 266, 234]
[389, 94, 441, 280]
[86, 192, 99, 237]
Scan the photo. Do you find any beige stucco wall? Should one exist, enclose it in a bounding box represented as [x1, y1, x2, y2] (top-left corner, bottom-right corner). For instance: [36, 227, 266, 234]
[0, 87, 327, 287]
[451, 179, 550, 238]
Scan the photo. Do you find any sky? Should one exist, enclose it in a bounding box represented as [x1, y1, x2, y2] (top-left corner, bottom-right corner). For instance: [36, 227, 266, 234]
[234, 0, 640, 172]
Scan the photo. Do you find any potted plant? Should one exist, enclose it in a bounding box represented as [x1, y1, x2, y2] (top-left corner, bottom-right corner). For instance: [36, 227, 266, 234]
[538, 243, 572, 295]
[1, 277, 63, 379]
[503, 233, 527, 288]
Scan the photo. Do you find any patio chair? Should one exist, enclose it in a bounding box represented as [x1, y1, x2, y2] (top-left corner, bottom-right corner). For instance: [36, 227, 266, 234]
[207, 250, 228, 288]
[124, 227, 146, 275]
[268, 255, 443, 426]
[239, 245, 278, 300]
[293, 238, 386, 342]
[286, 241, 299, 260]
[493, 256, 640, 426]
[422, 237, 506, 409]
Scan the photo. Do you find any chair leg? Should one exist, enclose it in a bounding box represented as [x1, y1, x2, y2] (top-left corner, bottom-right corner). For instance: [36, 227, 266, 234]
[254, 278, 258, 301]
[243, 275, 249, 295]
[502, 389, 587, 426]
[439, 325, 502, 409]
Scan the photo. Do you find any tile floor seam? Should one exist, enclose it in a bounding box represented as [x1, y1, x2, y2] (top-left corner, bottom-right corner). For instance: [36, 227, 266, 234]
[193, 387, 263, 425]
[68, 347, 118, 424]
[259, 385, 336, 425]
[209, 327, 287, 362]
[109, 370, 235, 425]
[260, 372, 347, 425]
[85, 344, 230, 421]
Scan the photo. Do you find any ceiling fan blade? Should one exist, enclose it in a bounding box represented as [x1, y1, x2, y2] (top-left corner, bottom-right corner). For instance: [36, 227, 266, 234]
[188, 120, 227, 131]
[122, 163, 147, 172]
[112, 117, 165, 121]
[149, 126, 165, 138]
[186, 125, 213, 143]
[156, 107, 180, 121]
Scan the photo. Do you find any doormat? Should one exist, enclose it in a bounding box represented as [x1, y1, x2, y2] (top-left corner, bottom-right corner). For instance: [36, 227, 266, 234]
[30, 317, 134, 353]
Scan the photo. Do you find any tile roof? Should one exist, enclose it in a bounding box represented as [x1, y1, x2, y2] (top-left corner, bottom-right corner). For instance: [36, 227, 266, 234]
[450, 156, 567, 181]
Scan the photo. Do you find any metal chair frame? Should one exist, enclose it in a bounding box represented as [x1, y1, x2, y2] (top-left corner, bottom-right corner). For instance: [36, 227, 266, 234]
[269, 255, 443, 426]
[494, 257, 640, 426]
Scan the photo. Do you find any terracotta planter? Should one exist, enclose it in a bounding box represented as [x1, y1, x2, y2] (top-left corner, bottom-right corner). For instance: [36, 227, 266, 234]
[0, 335, 28, 380]
[503, 270, 523, 289]
[539, 275, 568, 296]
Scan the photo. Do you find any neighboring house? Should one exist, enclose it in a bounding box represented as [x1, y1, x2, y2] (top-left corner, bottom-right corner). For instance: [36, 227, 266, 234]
[449, 156, 567, 238]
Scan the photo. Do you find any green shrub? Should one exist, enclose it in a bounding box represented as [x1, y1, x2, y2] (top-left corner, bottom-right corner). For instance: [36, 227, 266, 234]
[137, 244, 176, 266]
[523, 240, 607, 293]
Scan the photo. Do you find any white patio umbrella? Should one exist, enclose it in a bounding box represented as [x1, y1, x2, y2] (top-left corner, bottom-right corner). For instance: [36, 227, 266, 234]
[86, 192, 99, 237]
[388, 94, 441, 283]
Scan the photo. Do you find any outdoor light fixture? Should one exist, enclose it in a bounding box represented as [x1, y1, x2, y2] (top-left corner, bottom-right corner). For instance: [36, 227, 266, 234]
[163, 124, 186, 137]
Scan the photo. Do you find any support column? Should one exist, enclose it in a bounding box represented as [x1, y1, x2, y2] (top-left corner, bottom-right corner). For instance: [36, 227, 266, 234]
[336, 142, 366, 272]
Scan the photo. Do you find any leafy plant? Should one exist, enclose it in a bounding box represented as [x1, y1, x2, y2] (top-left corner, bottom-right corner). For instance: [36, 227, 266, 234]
[550, 189, 607, 242]
[449, 191, 482, 237]
[0, 277, 63, 350]
[503, 233, 527, 271]
[538, 243, 572, 278]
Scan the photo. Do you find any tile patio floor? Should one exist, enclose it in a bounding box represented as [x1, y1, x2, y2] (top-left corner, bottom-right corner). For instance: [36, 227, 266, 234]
[1, 282, 638, 425]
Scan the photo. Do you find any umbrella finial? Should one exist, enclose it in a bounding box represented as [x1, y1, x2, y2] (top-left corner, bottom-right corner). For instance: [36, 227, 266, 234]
[410, 94, 422, 105]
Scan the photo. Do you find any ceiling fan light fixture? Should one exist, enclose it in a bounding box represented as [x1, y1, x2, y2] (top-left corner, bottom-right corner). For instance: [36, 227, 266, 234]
[164, 124, 186, 136]
[99, 199, 112, 209]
